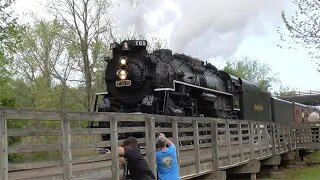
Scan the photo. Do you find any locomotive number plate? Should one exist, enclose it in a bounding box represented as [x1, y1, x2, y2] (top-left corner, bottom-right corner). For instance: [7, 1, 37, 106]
[115, 80, 131, 87]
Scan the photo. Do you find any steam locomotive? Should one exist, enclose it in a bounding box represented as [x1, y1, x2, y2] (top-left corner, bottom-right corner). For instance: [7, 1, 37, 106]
[93, 40, 271, 121]
[90, 39, 319, 142]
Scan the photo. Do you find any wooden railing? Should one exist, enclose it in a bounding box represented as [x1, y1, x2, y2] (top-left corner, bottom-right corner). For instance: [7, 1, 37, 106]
[0, 108, 316, 180]
[295, 122, 320, 149]
[279, 90, 320, 97]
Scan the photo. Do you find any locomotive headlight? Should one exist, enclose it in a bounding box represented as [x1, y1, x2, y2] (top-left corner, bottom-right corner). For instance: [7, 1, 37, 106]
[118, 70, 127, 80]
[120, 58, 127, 65]
[119, 57, 127, 66]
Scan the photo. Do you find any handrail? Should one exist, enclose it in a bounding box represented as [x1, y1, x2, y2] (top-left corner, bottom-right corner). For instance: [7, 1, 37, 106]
[0, 108, 319, 180]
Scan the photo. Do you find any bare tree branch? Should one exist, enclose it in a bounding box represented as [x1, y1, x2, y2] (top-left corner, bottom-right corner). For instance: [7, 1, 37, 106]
[48, 0, 113, 111]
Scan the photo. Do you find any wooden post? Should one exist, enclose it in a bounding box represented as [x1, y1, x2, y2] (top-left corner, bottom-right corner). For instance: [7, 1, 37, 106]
[250, 173, 257, 180]
[267, 124, 271, 155]
[211, 120, 219, 172]
[257, 122, 262, 156]
[271, 123, 276, 155]
[263, 123, 268, 155]
[110, 115, 119, 180]
[291, 126, 295, 149]
[172, 118, 180, 168]
[238, 121, 244, 162]
[146, 115, 157, 175]
[264, 124, 268, 154]
[287, 126, 292, 151]
[282, 126, 287, 152]
[276, 125, 281, 153]
[293, 127, 297, 149]
[0, 110, 8, 180]
[292, 126, 295, 148]
[62, 112, 72, 180]
[193, 119, 200, 173]
[225, 121, 232, 165]
[249, 121, 255, 159]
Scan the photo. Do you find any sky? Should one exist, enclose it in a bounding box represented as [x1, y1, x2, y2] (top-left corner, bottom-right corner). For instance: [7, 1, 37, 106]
[12, 0, 320, 92]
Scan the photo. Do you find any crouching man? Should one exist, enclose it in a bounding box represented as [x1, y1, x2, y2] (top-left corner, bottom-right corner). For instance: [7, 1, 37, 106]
[118, 137, 156, 180]
[156, 133, 180, 180]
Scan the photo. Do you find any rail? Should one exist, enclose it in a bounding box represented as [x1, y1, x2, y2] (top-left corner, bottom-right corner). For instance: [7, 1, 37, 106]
[0, 108, 318, 180]
[280, 90, 320, 97]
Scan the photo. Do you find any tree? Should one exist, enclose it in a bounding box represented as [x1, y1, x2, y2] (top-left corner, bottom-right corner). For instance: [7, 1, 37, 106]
[1, 1, 25, 162]
[223, 57, 279, 92]
[273, 86, 297, 97]
[14, 20, 72, 110]
[14, 19, 99, 111]
[0, 0, 20, 107]
[280, 0, 320, 71]
[15, 20, 65, 84]
[147, 36, 168, 52]
[48, 0, 113, 111]
[0, 0, 20, 63]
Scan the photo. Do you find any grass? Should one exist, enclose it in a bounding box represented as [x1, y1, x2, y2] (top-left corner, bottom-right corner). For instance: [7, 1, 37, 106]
[9, 133, 101, 163]
[272, 151, 320, 180]
[304, 151, 320, 164]
[281, 165, 320, 180]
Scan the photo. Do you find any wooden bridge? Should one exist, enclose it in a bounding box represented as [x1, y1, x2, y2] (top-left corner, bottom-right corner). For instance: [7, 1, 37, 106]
[279, 90, 320, 105]
[0, 108, 319, 180]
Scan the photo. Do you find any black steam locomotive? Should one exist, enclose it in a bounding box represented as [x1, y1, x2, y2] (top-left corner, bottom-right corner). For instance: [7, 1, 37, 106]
[93, 40, 271, 122]
[90, 40, 320, 146]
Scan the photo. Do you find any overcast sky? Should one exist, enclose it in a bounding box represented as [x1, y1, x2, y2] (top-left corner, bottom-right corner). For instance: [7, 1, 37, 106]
[13, 0, 320, 92]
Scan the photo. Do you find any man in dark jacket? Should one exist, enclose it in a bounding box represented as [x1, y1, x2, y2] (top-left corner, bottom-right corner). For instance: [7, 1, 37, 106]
[118, 137, 155, 180]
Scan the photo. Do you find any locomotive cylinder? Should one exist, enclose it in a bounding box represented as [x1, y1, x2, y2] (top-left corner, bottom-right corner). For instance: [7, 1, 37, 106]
[201, 93, 217, 102]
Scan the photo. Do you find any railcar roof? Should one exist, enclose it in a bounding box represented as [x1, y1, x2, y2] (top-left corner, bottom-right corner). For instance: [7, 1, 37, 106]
[272, 97, 293, 104]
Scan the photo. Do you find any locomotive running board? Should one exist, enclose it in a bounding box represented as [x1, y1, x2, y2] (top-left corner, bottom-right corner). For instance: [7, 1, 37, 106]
[154, 80, 233, 96]
[95, 92, 108, 95]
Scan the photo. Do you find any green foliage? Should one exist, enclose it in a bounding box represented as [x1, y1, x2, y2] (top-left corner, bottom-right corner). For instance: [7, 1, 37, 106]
[282, 165, 320, 180]
[7, 119, 25, 162]
[0, 78, 15, 107]
[9, 151, 62, 163]
[11, 79, 34, 108]
[0, 0, 20, 108]
[90, 35, 110, 95]
[47, 0, 114, 111]
[11, 77, 87, 111]
[52, 85, 87, 111]
[13, 19, 89, 111]
[269, 152, 320, 180]
[1, 1, 20, 160]
[304, 151, 320, 164]
[1, 1, 106, 163]
[30, 76, 56, 110]
[223, 56, 279, 92]
[273, 86, 297, 97]
[0, 0, 20, 61]
[16, 19, 64, 84]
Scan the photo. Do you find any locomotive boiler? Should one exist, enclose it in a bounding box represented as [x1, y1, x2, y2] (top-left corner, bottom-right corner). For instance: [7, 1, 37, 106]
[95, 40, 244, 119]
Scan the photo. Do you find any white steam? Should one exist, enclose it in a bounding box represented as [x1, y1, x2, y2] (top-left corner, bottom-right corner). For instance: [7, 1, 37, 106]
[112, 0, 285, 58]
[111, 0, 178, 39]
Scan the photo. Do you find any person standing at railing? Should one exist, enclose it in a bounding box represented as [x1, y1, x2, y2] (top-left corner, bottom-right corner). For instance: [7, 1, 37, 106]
[118, 137, 156, 180]
[156, 133, 180, 180]
[309, 112, 320, 143]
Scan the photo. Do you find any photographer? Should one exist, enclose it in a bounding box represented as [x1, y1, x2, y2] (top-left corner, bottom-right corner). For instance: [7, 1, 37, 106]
[156, 133, 180, 180]
[118, 137, 155, 180]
